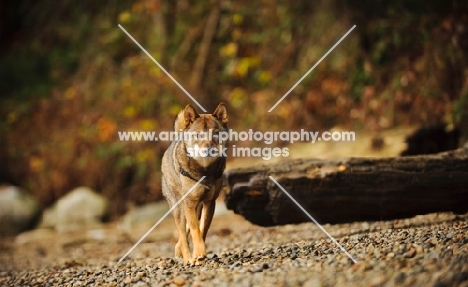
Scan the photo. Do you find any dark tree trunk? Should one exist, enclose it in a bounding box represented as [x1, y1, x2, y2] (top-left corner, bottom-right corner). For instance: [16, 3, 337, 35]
[224, 147, 468, 226]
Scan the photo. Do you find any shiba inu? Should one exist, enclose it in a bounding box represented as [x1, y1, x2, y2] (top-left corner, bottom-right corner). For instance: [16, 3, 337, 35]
[161, 103, 228, 265]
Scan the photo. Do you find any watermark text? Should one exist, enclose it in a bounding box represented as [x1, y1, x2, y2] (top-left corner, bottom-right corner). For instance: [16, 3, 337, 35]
[117, 129, 355, 144]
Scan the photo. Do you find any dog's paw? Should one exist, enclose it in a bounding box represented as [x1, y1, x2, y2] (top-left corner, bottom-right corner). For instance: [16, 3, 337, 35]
[192, 247, 206, 259]
[187, 256, 206, 266]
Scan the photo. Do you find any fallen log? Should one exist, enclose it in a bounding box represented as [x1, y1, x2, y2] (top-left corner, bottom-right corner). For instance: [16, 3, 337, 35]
[224, 146, 468, 226]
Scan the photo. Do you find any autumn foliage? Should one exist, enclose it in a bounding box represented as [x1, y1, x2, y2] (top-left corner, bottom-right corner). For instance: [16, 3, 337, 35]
[1, 0, 467, 217]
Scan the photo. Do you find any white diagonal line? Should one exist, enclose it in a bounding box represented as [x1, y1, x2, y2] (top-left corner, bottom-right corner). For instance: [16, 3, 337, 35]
[268, 25, 356, 112]
[268, 176, 357, 263]
[117, 176, 206, 264]
[118, 24, 207, 112]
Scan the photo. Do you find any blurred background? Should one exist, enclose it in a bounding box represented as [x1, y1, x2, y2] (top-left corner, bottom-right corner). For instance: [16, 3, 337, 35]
[1, 0, 467, 220]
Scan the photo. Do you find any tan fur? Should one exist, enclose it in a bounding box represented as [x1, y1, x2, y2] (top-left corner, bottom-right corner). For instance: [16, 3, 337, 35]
[161, 103, 228, 265]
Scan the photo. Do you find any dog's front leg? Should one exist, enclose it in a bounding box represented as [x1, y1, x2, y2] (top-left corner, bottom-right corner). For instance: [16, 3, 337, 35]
[173, 206, 191, 264]
[199, 199, 216, 240]
[184, 199, 206, 264]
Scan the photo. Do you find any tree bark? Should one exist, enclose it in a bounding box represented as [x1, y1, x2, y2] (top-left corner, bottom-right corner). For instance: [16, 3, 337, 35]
[224, 147, 468, 226]
[189, 0, 220, 90]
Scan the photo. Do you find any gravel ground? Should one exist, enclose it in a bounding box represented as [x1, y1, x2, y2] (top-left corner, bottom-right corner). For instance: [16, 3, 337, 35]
[1, 211, 467, 287]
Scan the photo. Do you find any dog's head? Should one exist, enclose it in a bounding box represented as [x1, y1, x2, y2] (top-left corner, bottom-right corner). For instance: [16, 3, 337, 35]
[174, 103, 229, 166]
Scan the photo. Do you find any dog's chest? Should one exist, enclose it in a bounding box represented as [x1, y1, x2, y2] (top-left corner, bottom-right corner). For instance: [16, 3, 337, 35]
[196, 182, 221, 202]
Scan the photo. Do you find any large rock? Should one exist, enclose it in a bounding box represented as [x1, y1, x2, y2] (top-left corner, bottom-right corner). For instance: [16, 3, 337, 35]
[0, 186, 41, 236]
[119, 201, 170, 230]
[39, 186, 109, 233]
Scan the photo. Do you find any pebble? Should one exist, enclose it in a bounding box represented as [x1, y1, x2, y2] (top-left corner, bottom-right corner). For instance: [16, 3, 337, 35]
[403, 248, 417, 258]
[0, 213, 466, 287]
[173, 276, 186, 286]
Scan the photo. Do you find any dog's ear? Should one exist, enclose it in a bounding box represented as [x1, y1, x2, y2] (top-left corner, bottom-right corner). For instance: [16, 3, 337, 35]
[213, 103, 228, 125]
[183, 104, 199, 128]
